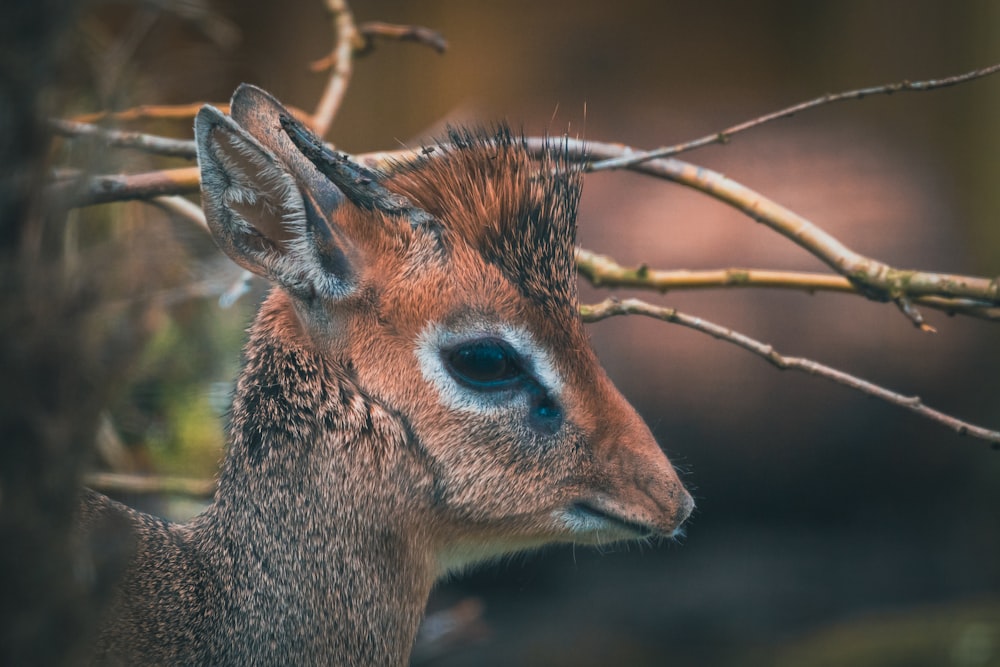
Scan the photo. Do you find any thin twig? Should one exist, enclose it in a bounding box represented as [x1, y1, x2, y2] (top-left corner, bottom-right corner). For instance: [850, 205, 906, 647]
[894, 297, 936, 332]
[580, 297, 1000, 446]
[589, 62, 1000, 170]
[575, 247, 1000, 320]
[72, 102, 228, 124]
[355, 21, 448, 55]
[50, 119, 197, 159]
[70, 102, 312, 126]
[149, 195, 208, 230]
[84, 471, 216, 498]
[311, 21, 447, 70]
[52, 167, 200, 207]
[576, 247, 857, 293]
[915, 297, 1000, 322]
[311, 0, 358, 138]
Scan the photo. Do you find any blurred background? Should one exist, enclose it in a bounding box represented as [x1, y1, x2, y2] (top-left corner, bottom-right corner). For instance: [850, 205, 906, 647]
[36, 0, 1000, 664]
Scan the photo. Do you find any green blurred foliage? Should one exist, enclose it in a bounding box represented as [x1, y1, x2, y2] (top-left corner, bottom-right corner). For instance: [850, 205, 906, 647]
[108, 284, 254, 477]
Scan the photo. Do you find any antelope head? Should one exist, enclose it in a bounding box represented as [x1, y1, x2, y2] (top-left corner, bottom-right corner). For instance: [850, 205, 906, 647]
[194, 84, 693, 577]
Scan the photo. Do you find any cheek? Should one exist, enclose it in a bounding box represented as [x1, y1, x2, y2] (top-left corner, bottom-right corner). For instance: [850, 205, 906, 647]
[419, 411, 593, 517]
[348, 329, 430, 424]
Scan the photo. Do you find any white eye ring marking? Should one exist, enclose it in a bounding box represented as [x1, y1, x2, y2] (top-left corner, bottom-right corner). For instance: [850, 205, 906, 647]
[415, 320, 563, 414]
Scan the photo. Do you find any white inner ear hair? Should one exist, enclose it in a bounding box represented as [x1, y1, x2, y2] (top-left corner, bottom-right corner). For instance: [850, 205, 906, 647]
[212, 131, 347, 299]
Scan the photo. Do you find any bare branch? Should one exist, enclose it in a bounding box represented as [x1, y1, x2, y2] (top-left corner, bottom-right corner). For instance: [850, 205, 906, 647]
[148, 195, 207, 230]
[576, 247, 856, 294]
[575, 247, 1000, 320]
[311, 0, 359, 138]
[51, 167, 200, 207]
[46, 136, 1000, 318]
[355, 21, 448, 55]
[915, 297, 1000, 322]
[50, 119, 197, 159]
[311, 21, 447, 71]
[580, 297, 1000, 446]
[530, 138, 1000, 309]
[72, 102, 229, 125]
[47, 143, 432, 207]
[84, 472, 216, 498]
[589, 62, 1000, 170]
[70, 102, 312, 127]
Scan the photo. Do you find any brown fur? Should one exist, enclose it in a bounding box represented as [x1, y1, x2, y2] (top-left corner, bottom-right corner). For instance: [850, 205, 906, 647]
[78, 85, 693, 665]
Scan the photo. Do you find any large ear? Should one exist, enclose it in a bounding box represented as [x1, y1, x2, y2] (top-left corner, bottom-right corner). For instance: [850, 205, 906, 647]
[194, 89, 355, 301]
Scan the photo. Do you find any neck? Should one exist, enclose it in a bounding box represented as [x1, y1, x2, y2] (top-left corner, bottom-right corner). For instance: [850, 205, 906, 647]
[195, 293, 437, 665]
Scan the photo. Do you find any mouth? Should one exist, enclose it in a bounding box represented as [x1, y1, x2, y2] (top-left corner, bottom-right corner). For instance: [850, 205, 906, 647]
[565, 502, 657, 540]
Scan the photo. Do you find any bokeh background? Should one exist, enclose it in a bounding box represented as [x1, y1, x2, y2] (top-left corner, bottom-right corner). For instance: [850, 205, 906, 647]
[45, 1, 1000, 665]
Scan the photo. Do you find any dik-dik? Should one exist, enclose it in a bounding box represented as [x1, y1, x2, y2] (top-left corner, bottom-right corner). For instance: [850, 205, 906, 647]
[78, 84, 693, 665]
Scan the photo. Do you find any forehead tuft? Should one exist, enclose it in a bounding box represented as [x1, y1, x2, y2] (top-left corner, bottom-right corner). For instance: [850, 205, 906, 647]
[385, 125, 584, 313]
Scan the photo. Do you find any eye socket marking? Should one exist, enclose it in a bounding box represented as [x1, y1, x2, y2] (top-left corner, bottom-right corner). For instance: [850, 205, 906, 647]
[444, 338, 523, 390]
[527, 385, 563, 434]
[442, 336, 564, 434]
[417, 322, 566, 434]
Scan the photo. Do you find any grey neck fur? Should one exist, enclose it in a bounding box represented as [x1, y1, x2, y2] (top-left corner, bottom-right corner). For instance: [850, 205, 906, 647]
[83, 293, 435, 666]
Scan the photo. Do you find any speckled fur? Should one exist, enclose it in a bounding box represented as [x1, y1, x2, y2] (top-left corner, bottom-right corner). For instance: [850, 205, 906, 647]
[82, 296, 435, 665]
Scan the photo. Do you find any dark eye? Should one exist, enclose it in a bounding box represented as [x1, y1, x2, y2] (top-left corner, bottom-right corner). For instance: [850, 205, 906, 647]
[445, 338, 523, 389]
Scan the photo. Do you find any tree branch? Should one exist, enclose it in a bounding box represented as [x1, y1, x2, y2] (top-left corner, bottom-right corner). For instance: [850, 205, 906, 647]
[50, 119, 197, 159]
[311, 0, 359, 138]
[588, 62, 1000, 170]
[72, 102, 228, 124]
[529, 138, 1000, 312]
[46, 141, 1000, 318]
[148, 195, 207, 230]
[311, 21, 448, 70]
[70, 102, 312, 127]
[576, 247, 856, 293]
[914, 297, 1000, 322]
[84, 472, 216, 498]
[51, 167, 200, 207]
[580, 297, 1000, 446]
[355, 21, 448, 55]
[574, 247, 1000, 321]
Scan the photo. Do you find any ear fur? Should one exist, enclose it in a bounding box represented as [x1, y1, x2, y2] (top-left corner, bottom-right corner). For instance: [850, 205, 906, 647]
[228, 85, 346, 219]
[194, 92, 354, 301]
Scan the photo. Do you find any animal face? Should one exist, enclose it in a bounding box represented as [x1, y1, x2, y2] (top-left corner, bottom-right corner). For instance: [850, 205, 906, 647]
[195, 85, 693, 575]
